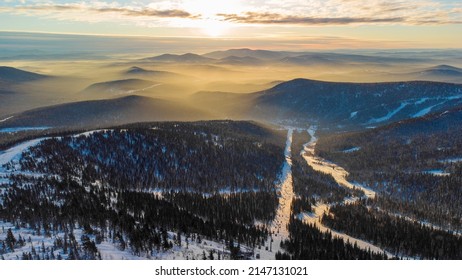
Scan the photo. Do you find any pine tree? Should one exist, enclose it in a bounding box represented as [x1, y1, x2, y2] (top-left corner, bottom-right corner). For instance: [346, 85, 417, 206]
[17, 234, 25, 247]
[5, 229, 16, 252]
[175, 231, 182, 247]
[209, 250, 214, 260]
[68, 248, 76, 260]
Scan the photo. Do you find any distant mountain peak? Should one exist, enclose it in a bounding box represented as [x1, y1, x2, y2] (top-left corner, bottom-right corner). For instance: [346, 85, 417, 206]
[124, 67, 187, 80]
[430, 65, 462, 71]
[141, 53, 214, 63]
[181, 53, 202, 58]
[425, 64, 462, 73]
[204, 49, 291, 60]
[414, 64, 462, 80]
[217, 55, 264, 65]
[127, 66, 148, 73]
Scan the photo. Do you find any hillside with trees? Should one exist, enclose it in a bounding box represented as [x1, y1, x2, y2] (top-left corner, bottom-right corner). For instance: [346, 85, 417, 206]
[0, 121, 285, 259]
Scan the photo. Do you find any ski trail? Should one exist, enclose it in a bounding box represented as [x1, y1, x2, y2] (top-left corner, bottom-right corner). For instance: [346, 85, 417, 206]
[0, 138, 46, 170]
[298, 126, 455, 257]
[272, 128, 294, 239]
[297, 126, 392, 257]
[0, 138, 49, 187]
[302, 125, 376, 199]
[259, 128, 294, 259]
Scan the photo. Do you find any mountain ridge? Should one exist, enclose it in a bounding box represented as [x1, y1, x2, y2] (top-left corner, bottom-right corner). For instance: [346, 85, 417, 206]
[0, 66, 49, 83]
[250, 78, 462, 129]
[0, 95, 213, 129]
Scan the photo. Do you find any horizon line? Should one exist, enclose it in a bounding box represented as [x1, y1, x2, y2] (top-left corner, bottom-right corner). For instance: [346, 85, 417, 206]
[1, 30, 462, 52]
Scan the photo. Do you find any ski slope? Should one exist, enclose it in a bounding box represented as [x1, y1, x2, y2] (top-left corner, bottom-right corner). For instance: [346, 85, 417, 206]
[257, 128, 295, 259]
[0, 138, 45, 170]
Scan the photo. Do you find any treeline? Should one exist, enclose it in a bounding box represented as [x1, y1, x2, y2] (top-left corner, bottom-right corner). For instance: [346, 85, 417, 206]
[276, 217, 388, 260]
[322, 201, 462, 259]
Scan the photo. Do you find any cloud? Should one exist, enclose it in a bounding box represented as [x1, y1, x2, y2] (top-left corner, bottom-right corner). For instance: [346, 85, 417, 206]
[0, 0, 460, 28]
[87, 7, 196, 19]
[224, 0, 462, 26]
[217, 12, 405, 25]
[0, 3, 198, 21]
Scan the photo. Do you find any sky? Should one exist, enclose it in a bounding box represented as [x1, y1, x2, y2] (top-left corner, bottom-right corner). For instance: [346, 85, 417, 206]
[0, 0, 462, 50]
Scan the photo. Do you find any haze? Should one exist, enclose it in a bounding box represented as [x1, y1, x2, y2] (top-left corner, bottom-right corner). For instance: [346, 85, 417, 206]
[1, 0, 462, 122]
[1, 33, 462, 117]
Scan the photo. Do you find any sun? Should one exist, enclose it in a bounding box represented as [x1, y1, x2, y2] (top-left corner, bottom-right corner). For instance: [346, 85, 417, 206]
[201, 19, 232, 37]
[182, 0, 243, 37]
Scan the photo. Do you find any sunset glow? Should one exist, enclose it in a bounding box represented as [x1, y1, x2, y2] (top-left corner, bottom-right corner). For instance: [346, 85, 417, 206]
[0, 0, 460, 48]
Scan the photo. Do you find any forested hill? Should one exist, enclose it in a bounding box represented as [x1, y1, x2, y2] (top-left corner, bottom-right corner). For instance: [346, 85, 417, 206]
[0, 120, 286, 259]
[250, 79, 462, 129]
[315, 106, 462, 231]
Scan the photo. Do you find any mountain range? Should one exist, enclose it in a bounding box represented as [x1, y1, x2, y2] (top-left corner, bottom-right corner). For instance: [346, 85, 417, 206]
[2, 77, 462, 131]
[1, 49, 462, 131]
